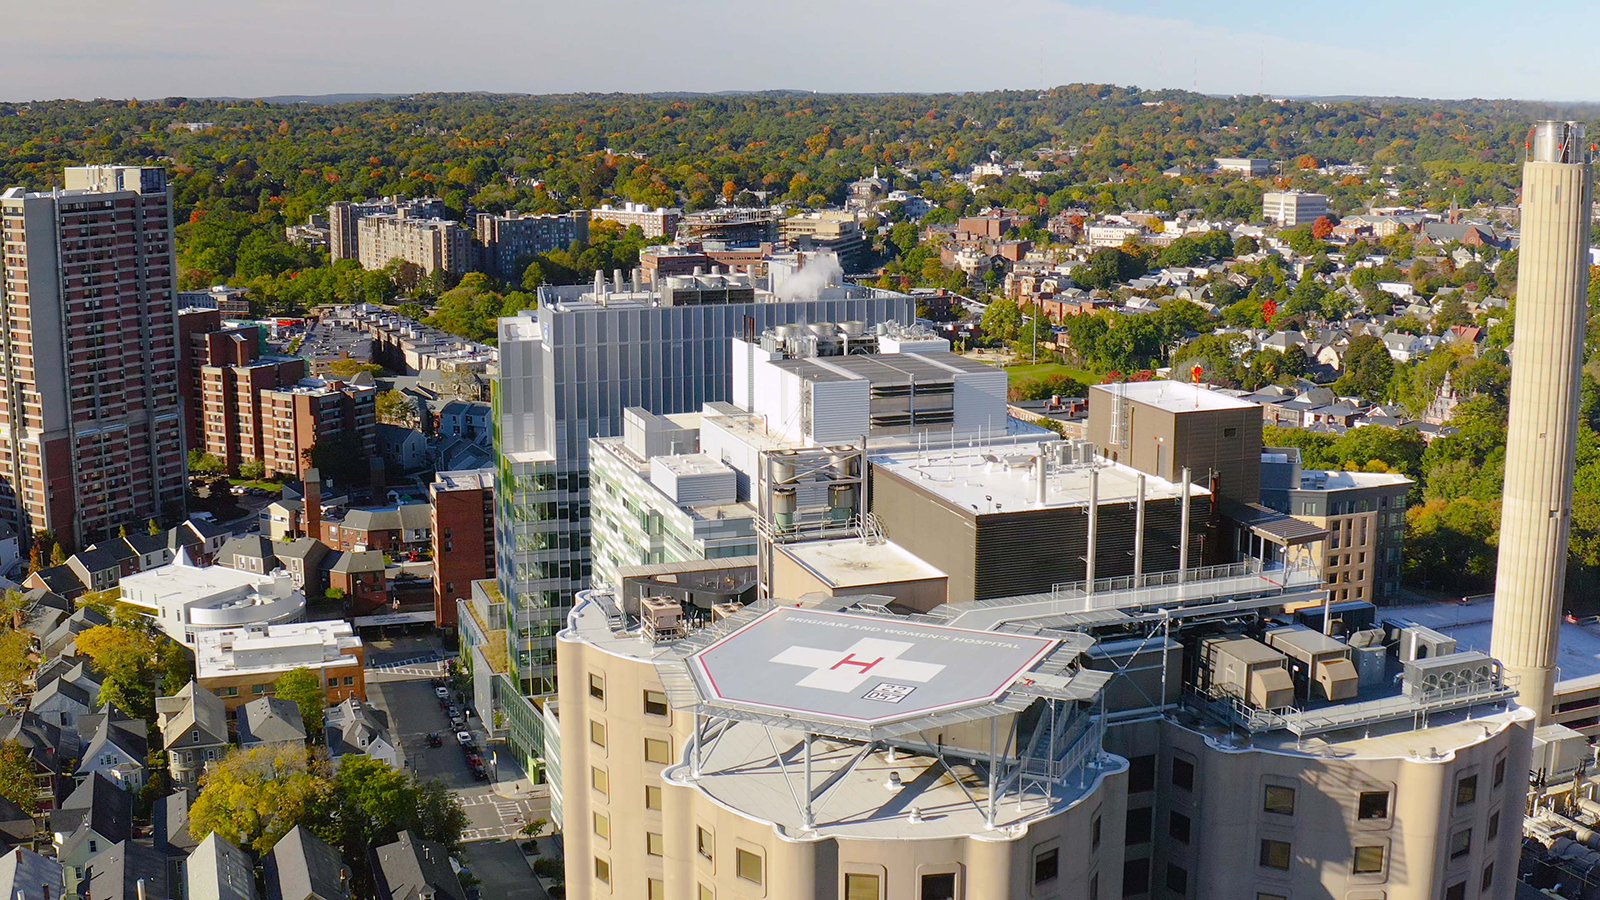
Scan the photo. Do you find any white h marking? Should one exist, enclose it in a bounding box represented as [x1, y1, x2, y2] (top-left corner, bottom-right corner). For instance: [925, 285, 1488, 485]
[770, 638, 945, 692]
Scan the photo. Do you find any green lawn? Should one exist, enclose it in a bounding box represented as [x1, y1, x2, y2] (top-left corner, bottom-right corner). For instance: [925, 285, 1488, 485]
[1000, 362, 1100, 384]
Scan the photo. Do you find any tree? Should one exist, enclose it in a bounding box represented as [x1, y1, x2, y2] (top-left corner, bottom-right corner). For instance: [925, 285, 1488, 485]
[303, 433, 369, 487]
[325, 755, 468, 894]
[0, 630, 33, 703]
[49, 543, 67, 567]
[1075, 247, 1143, 291]
[274, 667, 326, 741]
[326, 359, 385, 379]
[1233, 235, 1260, 256]
[520, 260, 547, 292]
[147, 519, 161, 536]
[188, 449, 227, 477]
[1310, 216, 1334, 240]
[1335, 334, 1396, 401]
[189, 745, 334, 854]
[979, 296, 1023, 345]
[75, 624, 192, 719]
[0, 741, 37, 817]
[375, 390, 416, 426]
[239, 459, 266, 480]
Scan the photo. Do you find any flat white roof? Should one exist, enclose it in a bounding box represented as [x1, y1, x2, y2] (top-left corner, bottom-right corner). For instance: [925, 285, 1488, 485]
[1299, 470, 1414, 490]
[870, 440, 1205, 514]
[1091, 380, 1256, 413]
[779, 538, 945, 589]
[1388, 599, 1600, 686]
[195, 622, 361, 677]
[119, 560, 278, 605]
[689, 607, 1057, 726]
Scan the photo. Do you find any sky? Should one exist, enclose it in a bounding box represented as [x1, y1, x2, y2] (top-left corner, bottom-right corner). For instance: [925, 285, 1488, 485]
[1, 0, 1593, 103]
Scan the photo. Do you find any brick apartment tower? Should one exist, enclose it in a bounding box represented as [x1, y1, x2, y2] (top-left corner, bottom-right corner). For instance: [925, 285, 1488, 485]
[429, 469, 494, 629]
[0, 166, 186, 547]
[177, 308, 306, 472]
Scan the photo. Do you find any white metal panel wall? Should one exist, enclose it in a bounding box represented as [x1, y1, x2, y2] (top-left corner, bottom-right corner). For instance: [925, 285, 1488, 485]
[807, 379, 870, 445]
[953, 369, 1009, 435]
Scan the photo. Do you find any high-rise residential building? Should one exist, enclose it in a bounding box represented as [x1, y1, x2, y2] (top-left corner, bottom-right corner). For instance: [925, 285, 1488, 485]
[1215, 157, 1272, 176]
[475, 211, 588, 280]
[589, 202, 680, 239]
[1492, 120, 1593, 724]
[0, 166, 186, 546]
[178, 308, 306, 472]
[1263, 190, 1330, 226]
[430, 468, 495, 630]
[488, 272, 913, 769]
[327, 196, 447, 262]
[780, 211, 867, 271]
[356, 214, 473, 275]
[258, 377, 377, 479]
[1259, 448, 1411, 605]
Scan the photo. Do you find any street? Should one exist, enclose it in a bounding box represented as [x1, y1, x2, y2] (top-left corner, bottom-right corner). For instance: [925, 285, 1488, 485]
[360, 636, 556, 897]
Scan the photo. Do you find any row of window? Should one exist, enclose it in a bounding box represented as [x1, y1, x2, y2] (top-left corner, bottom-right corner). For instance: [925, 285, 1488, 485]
[587, 672, 670, 716]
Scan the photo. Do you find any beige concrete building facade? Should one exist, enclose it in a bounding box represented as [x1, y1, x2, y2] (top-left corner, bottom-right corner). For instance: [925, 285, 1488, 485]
[556, 582, 1532, 900]
[356, 213, 473, 275]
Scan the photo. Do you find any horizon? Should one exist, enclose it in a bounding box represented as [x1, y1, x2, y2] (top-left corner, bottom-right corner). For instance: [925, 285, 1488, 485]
[9, 0, 1600, 105]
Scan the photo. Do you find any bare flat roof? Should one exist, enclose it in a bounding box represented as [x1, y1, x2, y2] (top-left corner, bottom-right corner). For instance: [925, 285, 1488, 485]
[1389, 598, 1600, 686]
[688, 607, 1056, 725]
[1092, 380, 1256, 413]
[778, 539, 945, 588]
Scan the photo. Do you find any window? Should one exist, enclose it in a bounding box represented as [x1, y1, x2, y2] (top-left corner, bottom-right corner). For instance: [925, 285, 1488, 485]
[645, 784, 662, 810]
[591, 767, 608, 795]
[592, 812, 610, 840]
[1445, 882, 1466, 900]
[1126, 807, 1152, 844]
[589, 720, 606, 748]
[644, 689, 669, 717]
[1493, 756, 1507, 788]
[1488, 811, 1500, 840]
[1122, 859, 1150, 896]
[648, 879, 665, 900]
[343, 677, 354, 686]
[845, 873, 881, 900]
[699, 885, 714, 900]
[1482, 863, 1495, 892]
[327, 677, 336, 688]
[696, 826, 714, 861]
[1353, 845, 1384, 874]
[1092, 811, 1102, 850]
[647, 832, 663, 857]
[1257, 895, 1287, 900]
[644, 737, 671, 764]
[1171, 758, 1195, 791]
[1263, 785, 1296, 816]
[593, 857, 610, 885]
[1034, 848, 1059, 884]
[589, 673, 605, 701]
[1259, 839, 1292, 870]
[252, 684, 266, 695]
[1166, 863, 1188, 895]
[1456, 775, 1477, 807]
[1449, 828, 1471, 859]
[1090, 873, 1099, 900]
[1169, 811, 1191, 844]
[921, 873, 956, 900]
[1128, 754, 1156, 792]
[736, 848, 763, 885]
[1357, 790, 1389, 820]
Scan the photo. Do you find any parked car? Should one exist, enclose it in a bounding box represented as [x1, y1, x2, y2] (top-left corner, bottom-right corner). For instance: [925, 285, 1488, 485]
[449, 716, 465, 731]
[434, 686, 449, 699]
[456, 731, 473, 745]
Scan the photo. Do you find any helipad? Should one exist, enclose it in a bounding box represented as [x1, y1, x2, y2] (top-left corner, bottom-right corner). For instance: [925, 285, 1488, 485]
[688, 607, 1058, 725]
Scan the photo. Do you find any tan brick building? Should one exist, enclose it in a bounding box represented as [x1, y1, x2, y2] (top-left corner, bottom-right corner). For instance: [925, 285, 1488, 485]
[194, 622, 365, 714]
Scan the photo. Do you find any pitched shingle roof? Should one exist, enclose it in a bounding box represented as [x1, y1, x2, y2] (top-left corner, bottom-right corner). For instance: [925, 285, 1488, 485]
[264, 825, 350, 900]
[371, 831, 466, 900]
[237, 696, 307, 747]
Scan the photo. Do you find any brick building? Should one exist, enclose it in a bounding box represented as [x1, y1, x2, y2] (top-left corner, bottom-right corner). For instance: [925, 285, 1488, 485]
[0, 166, 186, 546]
[429, 469, 494, 629]
[178, 308, 306, 471]
[258, 377, 377, 478]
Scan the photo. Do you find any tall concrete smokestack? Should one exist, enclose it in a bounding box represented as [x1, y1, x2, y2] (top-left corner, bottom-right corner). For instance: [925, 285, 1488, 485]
[1491, 120, 1593, 724]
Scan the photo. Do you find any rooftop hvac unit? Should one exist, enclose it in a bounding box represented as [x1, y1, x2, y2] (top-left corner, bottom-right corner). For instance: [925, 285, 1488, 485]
[1388, 622, 1457, 663]
[1400, 650, 1496, 700]
[1532, 723, 1589, 783]
[710, 602, 743, 623]
[640, 597, 685, 643]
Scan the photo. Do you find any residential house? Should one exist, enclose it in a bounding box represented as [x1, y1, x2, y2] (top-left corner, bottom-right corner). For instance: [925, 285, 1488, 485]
[213, 535, 282, 576]
[275, 539, 330, 596]
[319, 504, 431, 553]
[370, 832, 466, 900]
[167, 520, 231, 567]
[187, 832, 258, 900]
[81, 840, 168, 900]
[324, 698, 398, 770]
[0, 847, 63, 900]
[23, 565, 85, 599]
[157, 682, 230, 787]
[376, 425, 428, 473]
[324, 551, 388, 616]
[13, 589, 71, 654]
[0, 795, 34, 847]
[40, 607, 110, 659]
[50, 773, 133, 894]
[27, 678, 93, 729]
[236, 696, 308, 752]
[32, 655, 100, 700]
[435, 400, 490, 444]
[0, 713, 74, 816]
[65, 545, 128, 594]
[153, 788, 198, 895]
[75, 712, 148, 792]
[263, 825, 351, 900]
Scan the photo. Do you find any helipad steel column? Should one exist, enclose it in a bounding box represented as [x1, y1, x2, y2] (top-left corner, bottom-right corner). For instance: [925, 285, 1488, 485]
[1491, 120, 1593, 725]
